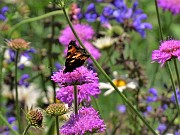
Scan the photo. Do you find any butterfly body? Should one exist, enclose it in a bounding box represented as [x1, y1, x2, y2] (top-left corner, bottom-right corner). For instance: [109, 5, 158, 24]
[64, 40, 90, 73]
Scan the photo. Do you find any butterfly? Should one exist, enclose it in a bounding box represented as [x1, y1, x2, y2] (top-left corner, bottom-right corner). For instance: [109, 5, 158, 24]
[63, 40, 90, 73]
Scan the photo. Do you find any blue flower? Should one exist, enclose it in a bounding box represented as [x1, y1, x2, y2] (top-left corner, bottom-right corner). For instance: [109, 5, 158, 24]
[106, 0, 152, 38]
[113, 0, 126, 9]
[7, 117, 16, 124]
[117, 105, 126, 113]
[146, 88, 158, 103]
[171, 89, 180, 103]
[149, 88, 158, 96]
[54, 62, 62, 71]
[0, 6, 9, 21]
[146, 106, 153, 112]
[157, 123, 166, 134]
[18, 74, 30, 87]
[85, 3, 99, 22]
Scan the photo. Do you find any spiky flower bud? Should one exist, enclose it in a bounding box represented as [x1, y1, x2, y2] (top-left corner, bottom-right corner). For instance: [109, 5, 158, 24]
[6, 38, 30, 50]
[46, 103, 68, 116]
[26, 109, 43, 127]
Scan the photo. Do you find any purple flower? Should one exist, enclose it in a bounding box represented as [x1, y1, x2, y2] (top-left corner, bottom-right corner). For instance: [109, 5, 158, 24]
[54, 62, 62, 71]
[51, 66, 99, 87]
[85, 3, 98, 22]
[158, 0, 180, 15]
[59, 24, 94, 46]
[113, 0, 126, 9]
[157, 123, 166, 134]
[149, 88, 158, 96]
[59, 24, 100, 60]
[146, 88, 158, 103]
[102, 1, 152, 38]
[5, 49, 16, 63]
[18, 74, 30, 87]
[4, 48, 36, 69]
[0, 6, 9, 21]
[60, 107, 106, 135]
[161, 104, 168, 110]
[117, 105, 126, 113]
[171, 89, 180, 103]
[56, 82, 100, 107]
[146, 106, 153, 112]
[7, 117, 16, 124]
[175, 130, 180, 135]
[152, 40, 180, 66]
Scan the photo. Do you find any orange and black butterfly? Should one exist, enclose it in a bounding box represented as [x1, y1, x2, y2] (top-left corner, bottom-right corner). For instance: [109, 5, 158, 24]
[63, 40, 90, 73]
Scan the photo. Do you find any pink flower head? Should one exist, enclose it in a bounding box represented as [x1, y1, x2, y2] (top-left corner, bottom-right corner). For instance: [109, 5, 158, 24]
[59, 24, 95, 46]
[56, 83, 101, 107]
[152, 40, 180, 66]
[59, 24, 101, 60]
[158, 0, 180, 15]
[51, 66, 99, 87]
[60, 107, 106, 135]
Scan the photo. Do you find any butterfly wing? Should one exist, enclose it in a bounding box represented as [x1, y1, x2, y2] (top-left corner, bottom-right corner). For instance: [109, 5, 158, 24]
[64, 40, 90, 73]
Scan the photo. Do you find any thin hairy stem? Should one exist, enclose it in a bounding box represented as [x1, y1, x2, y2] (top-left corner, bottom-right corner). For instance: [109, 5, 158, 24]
[22, 123, 31, 135]
[15, 49, 21, 133]
[166, 62, 180, 116]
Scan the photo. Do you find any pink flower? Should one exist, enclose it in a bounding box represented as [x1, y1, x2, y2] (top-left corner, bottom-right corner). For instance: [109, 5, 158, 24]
[51, 66, 98, 87]
[152, 40, 180, 66]
[59, 24, 95, 46]
[56, 83, 101, 107]
[59, 24, 101, 60]
[158, 0, 180, 15]
[60, 107, 106, 135]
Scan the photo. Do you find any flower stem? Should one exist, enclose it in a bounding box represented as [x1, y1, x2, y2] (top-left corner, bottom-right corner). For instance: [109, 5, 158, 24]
[22, 123, 31, 135]
[0, 112, 20, 135]
[15, 49, 21, 133]
[0, 48, 5, 111]
[166, 62, 180, 117]
[56, 116, 60, 135]
[155, 0, 163, 40]
[61, 5, 157, 135]
[74, 85, 78, 115]
[8, 10, 64, 37]
[173, 59, 180, 93]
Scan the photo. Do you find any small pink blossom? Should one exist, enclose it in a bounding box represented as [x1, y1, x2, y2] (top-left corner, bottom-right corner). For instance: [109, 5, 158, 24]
[158, 0, 180, 15]
[152, 40, 180, 66]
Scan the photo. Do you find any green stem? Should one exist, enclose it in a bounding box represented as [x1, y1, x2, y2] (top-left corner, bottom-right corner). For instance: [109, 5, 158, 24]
[0, 48, 5, 111]
[0, 112, 20, 135]
[8, 10, 64, 37]
[15, 49, 21, 133]
[166, 62, 180, 116]
[48, 1, 56, 103]
[56, 116, 60, 135]
[92, 97, 108, 135]
[22, 123, 31, 135]
[155, 0, 163, 40]
[173, 59, 180, 93]
[74, 85, 78, 115]
[45, 117, 55, 135]
[150, 0, 164, 87]
[61, 5, 157, 135]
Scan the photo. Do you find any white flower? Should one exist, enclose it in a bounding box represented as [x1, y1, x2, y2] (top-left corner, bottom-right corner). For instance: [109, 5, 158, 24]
[18, 55, 32, 67]
[99, 71, 138, 96]
[2, 84, 42, 107]
[93, 36, 116, 49]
